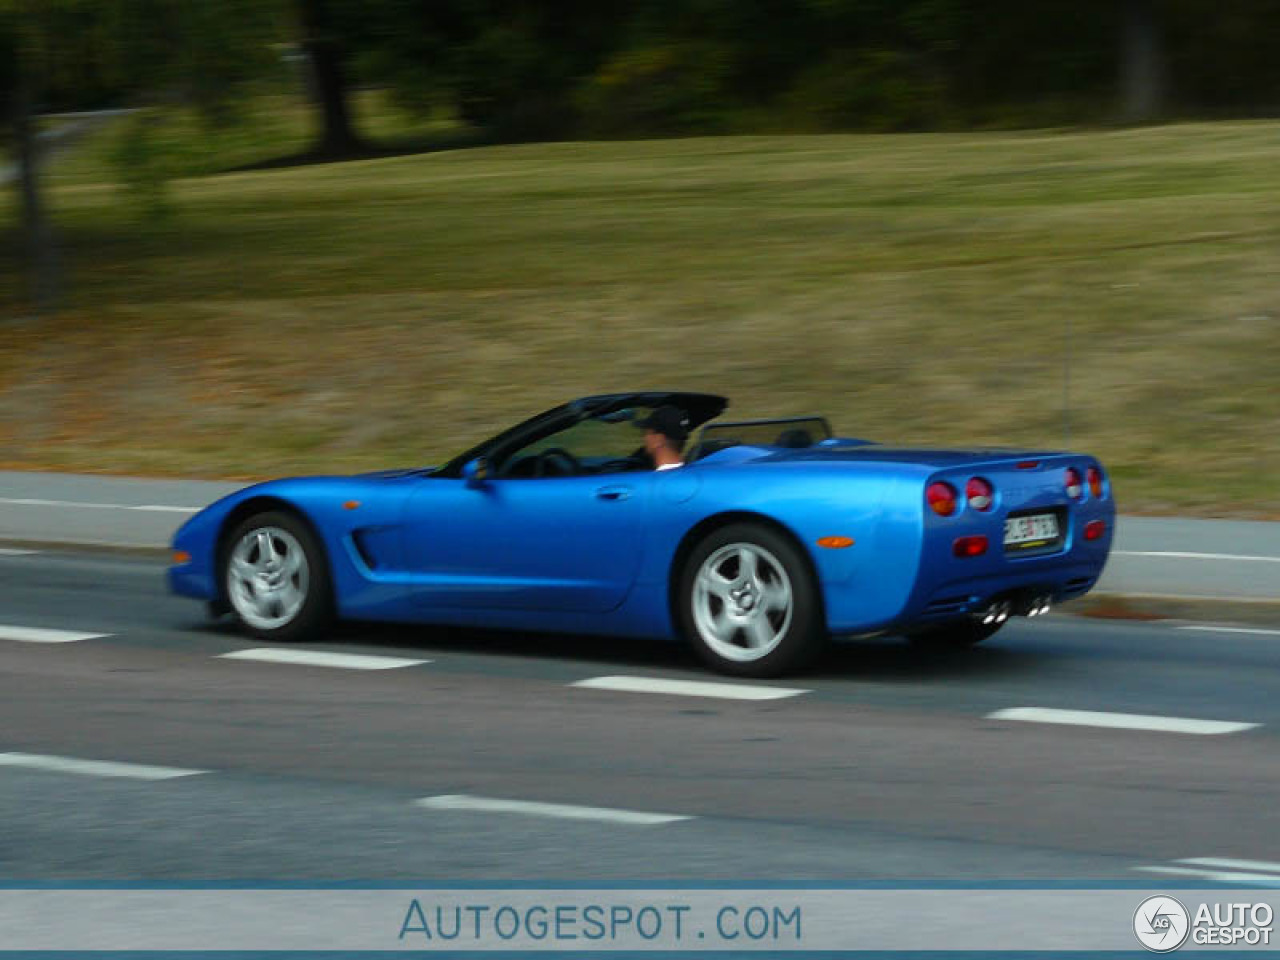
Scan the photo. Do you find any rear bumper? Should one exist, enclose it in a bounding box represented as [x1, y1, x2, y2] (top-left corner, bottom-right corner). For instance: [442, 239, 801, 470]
[908, 560, 1103, 622]
[824, 511, 1113, 635]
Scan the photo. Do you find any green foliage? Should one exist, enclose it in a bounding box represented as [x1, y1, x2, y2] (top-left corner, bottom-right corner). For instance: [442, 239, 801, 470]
[0, 9, 15, 134]
[9, 0, 280, 115]
[577, 42, 735, 136]
[106, 110, 177, 221]
[780, 49, 946, 131]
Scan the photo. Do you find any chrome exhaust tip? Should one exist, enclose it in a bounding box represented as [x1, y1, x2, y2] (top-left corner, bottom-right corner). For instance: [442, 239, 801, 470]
[977, 599, 1013, 626]
[1025, 596, 1053, 618]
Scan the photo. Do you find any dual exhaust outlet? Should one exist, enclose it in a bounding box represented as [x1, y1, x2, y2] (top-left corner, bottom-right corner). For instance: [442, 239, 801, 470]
[975, 594, 1052, 626]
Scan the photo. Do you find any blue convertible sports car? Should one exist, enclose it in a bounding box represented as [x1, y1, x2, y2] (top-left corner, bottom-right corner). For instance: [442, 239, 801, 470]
[169, 391, 1114, 676]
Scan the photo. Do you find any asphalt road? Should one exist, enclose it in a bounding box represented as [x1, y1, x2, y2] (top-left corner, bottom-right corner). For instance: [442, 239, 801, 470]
[2, 547, 1279, 884]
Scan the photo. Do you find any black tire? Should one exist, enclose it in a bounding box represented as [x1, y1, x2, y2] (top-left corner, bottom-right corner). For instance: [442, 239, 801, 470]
[221, 510, 333, 643]
[676, 522, 826, 677]
[908, 618, 1003, 649]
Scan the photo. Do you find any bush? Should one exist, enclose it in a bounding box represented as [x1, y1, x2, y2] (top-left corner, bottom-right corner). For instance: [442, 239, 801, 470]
[779, 49, 947, 132]
[576, 42, 736, 137]
[108, 110, 179, 221]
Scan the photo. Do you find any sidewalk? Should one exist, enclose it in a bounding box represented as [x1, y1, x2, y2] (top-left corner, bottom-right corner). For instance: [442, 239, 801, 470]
[1, 470, 1276, 624]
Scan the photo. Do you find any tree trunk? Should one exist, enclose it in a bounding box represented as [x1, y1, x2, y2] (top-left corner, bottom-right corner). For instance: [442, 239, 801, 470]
[1121, 0, 1165, 122]
[296, 0, 364, 156]
[12, 64, 59, 314]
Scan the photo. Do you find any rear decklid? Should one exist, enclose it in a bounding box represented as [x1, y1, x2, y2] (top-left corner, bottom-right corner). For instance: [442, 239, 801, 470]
[760, 444, 1070, 470]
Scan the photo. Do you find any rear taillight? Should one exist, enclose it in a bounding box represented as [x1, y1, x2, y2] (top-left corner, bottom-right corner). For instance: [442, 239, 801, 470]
[926, 482, 958, 517]
[1087, 466, 1104, 498]
[953, 535, 989, 558]
[966, 477, 994, 512]
[1064, 467, 1083, 500]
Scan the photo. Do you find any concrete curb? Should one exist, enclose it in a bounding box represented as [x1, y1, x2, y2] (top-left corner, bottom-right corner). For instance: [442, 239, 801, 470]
[1068, 592, 1280, 629]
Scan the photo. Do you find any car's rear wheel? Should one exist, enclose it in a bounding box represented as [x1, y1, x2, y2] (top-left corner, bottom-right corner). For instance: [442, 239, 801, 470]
[909, 619, 1003, 649]
[222, 510, 332, 642]
[677, 523, 825, 677]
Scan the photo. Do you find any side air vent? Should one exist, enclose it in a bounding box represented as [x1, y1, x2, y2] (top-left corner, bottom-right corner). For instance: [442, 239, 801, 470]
[351, 530, 380, 571]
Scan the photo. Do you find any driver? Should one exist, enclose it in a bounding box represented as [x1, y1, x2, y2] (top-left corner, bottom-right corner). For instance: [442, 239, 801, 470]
[635, 406, 689, 470]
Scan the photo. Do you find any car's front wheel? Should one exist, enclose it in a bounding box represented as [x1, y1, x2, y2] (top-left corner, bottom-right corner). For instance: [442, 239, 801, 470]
[677, 523, 825, 677]
[222, 510, 332, 642]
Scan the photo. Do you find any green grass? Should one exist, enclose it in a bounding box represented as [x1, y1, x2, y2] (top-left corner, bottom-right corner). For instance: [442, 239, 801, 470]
[2, 104, 1278, 517]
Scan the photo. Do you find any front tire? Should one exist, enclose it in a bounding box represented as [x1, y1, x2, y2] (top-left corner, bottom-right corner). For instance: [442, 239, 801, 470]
[222, 510, 333, 643]
[677, 523, 825, 677]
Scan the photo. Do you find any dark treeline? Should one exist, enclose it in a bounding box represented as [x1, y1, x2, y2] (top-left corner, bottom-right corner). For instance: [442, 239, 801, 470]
[15, 0, 1280, 139]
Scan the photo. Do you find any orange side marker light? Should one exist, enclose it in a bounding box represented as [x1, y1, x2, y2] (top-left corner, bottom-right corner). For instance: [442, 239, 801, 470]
[817, 536, 855, 549]
[172, 551, 191, 565]
[343, 500, 361, 511]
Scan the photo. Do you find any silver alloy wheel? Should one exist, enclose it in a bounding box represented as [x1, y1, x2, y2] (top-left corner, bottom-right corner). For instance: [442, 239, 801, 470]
[691, 542, 794, 662]
[226, 526, 310, 631]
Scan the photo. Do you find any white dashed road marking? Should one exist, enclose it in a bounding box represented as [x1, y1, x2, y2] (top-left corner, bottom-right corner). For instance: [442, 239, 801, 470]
[572, 675, 809, 701]
[416, 795, 692, 825]
[1179, 625, 1280, 638]
[988, 707, 1259, 736]
[1134, 859, 1280, 886]
[1115, 550, 1280, 564]
[0, 497, 198, 514]
[0, 548, 37, 556]
[218, 648, 431, 670]
[0, 625, 110, 644]
[0, 752, 208, 781]
[1179, 857, 1280, 873]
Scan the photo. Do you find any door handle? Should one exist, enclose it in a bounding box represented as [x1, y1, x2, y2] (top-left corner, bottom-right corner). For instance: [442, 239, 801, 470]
[595, 485, 633, 501]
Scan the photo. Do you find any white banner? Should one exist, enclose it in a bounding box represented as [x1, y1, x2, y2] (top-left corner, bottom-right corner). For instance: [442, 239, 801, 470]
[0, 888, 1277, 952]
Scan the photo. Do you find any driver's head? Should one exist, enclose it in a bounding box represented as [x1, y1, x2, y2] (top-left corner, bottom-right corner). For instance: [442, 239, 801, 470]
[635, 405, 689, 452]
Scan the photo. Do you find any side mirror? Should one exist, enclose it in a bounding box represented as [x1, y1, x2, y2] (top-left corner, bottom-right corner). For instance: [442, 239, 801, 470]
[462, 457, 490, 488]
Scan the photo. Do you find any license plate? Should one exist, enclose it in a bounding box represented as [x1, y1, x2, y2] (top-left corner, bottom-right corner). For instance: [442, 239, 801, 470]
[1004, 513, 1059, 548]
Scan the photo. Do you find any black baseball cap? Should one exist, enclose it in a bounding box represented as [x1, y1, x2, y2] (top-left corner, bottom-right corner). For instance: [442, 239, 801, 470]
[635, 405, 689, 447]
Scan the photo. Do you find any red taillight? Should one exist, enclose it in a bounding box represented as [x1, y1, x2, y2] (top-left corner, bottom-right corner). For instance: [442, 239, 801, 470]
[926, 482, 958, 517]
[966, 477, 994, 512]
[1064, 467, 1083, 500]
[1084, 520, 1106, 541]
[953, 535, 989, 557]
[1087, 466, 1104, 498]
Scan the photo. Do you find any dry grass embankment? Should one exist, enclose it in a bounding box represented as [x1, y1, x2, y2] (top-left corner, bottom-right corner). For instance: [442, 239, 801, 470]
[2, 109, 1277, 515]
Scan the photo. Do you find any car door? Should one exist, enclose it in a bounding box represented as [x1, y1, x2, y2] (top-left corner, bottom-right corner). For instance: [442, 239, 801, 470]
[402, 472, 651, 613]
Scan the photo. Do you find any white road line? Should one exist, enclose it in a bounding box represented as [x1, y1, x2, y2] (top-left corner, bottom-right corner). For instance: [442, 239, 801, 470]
[1179, 857, 1280, 874]
[415, 794, 692, 825]
[0, 548, 37, 556]
[0, 625, 109, 644]
[218, 648, 430, 670]
[0, 497, 199, 514]
[0, 752, 207, 781]
[1133, 866, 1280, 887]
[1179, 625, 1280, 638]
[571, 675, 809, 701]
[987, 707, 1259, 735]
[1115, 550, 1280, 564]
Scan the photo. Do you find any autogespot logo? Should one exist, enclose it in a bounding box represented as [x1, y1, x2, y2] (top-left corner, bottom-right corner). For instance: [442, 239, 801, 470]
[1134, 895, 1191, 952]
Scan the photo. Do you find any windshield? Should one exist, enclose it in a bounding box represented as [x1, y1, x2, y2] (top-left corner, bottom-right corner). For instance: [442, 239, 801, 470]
[494, 407, 655, 477]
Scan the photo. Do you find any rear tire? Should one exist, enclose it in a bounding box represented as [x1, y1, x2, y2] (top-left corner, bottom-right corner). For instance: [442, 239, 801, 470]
[221, 510, 333, 643]
[677, 523, 825, 677]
